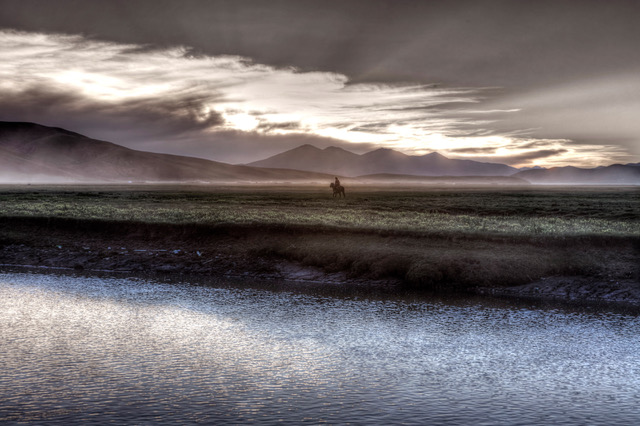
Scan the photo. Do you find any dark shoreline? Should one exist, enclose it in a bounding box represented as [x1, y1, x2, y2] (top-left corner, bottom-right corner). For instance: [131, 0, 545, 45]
[1, 216, 638, 311]
[3, 261, 640, 316]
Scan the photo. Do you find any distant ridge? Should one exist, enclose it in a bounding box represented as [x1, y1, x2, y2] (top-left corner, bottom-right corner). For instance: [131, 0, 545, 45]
[513, 164, 640, 185]
[0, 122, 333, 183]
[1, 121, 637, 185]
[247, 144, 518, 177]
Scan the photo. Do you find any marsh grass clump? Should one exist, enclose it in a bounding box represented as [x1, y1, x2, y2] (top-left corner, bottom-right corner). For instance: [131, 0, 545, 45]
[246, 229, 620, 292]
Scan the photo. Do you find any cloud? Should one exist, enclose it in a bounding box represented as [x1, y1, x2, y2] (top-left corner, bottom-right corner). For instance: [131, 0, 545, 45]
[447, 147, 498, 154]
[0, 84, 225, 137]
[445, 139, 632, 168]
[491, 149, 569, 164]
[0, 29, 637, 167]
[447, 149, 569, 167]
[485, 74, 640, 155]
[0, 30, 486, 157]
[4, 0, 639, 88]
[255, 121, 302, 132]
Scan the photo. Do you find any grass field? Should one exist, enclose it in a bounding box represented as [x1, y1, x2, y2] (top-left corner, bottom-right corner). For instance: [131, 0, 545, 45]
[0, 184, 638, 291]
[1, 185, 638, 237]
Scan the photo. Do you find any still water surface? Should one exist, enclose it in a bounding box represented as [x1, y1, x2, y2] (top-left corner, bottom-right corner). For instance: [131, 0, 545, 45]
[1, 272, 639, 424]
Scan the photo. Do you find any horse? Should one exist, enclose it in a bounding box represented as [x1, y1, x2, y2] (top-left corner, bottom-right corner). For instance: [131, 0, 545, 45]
[330, 182, 346, 198]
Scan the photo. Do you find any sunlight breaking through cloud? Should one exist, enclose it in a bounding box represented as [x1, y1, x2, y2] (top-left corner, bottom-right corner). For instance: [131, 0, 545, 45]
[0, 29, 634, 167]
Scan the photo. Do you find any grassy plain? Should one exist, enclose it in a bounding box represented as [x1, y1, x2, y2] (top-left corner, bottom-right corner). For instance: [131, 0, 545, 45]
[0, 184, 638, 291]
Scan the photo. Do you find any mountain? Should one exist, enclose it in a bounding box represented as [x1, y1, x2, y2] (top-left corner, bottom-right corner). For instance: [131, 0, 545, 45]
[514, 164, 640, 185]
[2, 121, 637, 185]
[247, 145, 518, 177]
[0, 122, 333, 183]
[246, 144, 361, 177]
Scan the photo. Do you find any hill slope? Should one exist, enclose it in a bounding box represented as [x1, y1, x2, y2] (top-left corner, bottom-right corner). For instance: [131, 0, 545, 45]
[247, 145, 518, 177]
[0, 122, 332, 183]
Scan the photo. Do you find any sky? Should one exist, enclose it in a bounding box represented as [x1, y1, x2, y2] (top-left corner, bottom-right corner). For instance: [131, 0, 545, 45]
[0, 0, 639, 167]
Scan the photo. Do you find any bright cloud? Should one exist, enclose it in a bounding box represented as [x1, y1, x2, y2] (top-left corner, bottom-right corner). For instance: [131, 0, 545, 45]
[0, 29, 635, 167]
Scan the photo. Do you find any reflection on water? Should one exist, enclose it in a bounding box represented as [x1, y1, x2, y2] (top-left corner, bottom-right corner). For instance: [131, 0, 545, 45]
[1, 272, 639, 424]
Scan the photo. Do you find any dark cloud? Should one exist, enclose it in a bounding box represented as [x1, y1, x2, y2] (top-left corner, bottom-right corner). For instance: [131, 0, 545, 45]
[516, 140, 558, 150]
[348, 122, 395, 134]
[448, 147, 498, 154]
[256, 121, 302, 132]
[506, 149, 568, 162]
[0, 84, 224, 143]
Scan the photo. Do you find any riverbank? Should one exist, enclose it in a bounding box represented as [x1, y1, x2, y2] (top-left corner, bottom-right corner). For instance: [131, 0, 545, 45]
[1, 216, 638, 306]
[478, 276, 640, 307]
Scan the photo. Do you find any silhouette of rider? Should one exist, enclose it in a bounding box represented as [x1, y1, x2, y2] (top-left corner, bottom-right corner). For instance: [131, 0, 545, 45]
[334, 176, 340, 187]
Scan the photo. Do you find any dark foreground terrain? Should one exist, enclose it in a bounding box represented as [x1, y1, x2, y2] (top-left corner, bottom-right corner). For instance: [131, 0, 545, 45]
[0, 185, 638, 305]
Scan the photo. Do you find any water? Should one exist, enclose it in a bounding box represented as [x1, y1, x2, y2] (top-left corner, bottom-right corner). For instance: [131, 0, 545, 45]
[1, 272, 639, 424]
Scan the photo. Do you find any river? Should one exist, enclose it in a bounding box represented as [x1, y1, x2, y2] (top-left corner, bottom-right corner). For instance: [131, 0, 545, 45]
[1, 272, 639, 424]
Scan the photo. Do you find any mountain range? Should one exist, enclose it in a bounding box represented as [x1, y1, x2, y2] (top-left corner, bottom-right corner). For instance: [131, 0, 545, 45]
[514, 164, 640, 185]
[248, 143, 640, 184]
[247, 144, 518, 177]
[0, 122, 333, 183]
[0, 121, 638, 185]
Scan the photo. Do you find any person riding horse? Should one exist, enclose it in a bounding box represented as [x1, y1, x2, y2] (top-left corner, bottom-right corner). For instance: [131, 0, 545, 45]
[330, 177, 345, 197]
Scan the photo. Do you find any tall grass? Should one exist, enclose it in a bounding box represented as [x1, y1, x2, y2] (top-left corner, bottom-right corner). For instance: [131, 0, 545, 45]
[0, 187, 638, 238]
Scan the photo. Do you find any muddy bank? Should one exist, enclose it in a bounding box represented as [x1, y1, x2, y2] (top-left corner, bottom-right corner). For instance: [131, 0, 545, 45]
[0, 217, 403, 295]
[477, 277, 640, 306]
[0, 216, 638, 305]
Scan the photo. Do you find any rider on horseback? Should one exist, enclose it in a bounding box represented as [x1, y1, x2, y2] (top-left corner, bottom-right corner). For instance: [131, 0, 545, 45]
[330, 177, 345, 197]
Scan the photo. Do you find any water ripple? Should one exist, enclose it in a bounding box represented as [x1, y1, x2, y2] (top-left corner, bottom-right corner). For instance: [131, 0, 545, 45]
[1, 272, 639, 424]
